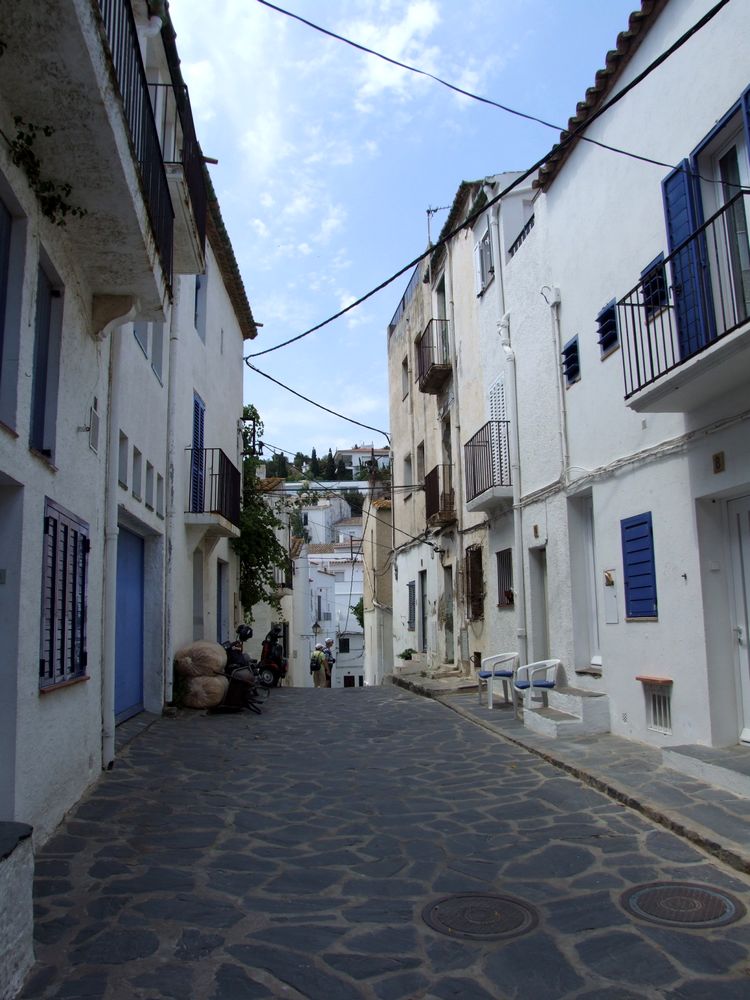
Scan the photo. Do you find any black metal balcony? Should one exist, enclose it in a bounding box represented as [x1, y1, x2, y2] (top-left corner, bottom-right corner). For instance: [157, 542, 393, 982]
[99, 0, 174, 285]
[464, 421, 512, 510]
[425, 464, 455, 526]
[186, 448, 241, 527]
[148, 82, 207, 271]
[618, 191, 750, 402]
[416, 319, 452, 393]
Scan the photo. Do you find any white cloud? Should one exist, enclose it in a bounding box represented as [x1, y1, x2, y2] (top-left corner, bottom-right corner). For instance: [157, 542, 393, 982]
[251, 218, 270, 239]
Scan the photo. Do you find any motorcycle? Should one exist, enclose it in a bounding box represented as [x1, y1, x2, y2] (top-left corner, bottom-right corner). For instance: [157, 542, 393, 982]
[219, 624, 267, 712]
[256, 624, 289, 688]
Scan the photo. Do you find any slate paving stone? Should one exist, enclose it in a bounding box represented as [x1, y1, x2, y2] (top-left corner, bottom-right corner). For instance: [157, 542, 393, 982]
[17, 687, 750, 999]
[210, 964, 273, 1000]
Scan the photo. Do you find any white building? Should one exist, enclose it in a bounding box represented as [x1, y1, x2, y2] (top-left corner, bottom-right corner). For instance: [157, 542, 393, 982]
[334, 445, 391, 478]
[386, 0, 750, 750]
[0, 0, 255, 856]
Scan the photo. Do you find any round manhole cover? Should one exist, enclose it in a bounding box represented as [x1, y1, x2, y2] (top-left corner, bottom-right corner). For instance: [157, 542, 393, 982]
[422, 892, 539, 941]
[622, 882, 746, 928]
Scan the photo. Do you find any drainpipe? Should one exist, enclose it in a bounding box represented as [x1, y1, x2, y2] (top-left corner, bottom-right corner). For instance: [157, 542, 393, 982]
[546, 286, 570, 486]
[163, 289, 181, 704]
[499, 312, 528, 665]
[444, 241, 465, 537]
[101, 302, 137, 770]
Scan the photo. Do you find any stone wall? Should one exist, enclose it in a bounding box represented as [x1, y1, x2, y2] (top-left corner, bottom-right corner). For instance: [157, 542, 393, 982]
[0, 823, 34, 1000]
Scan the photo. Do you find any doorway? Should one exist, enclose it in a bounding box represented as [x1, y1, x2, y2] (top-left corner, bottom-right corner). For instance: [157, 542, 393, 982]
[728, 496, 750, 743]
[528, 547, 550, 661]
[419, 569, 428, 654]
[115, 527, 144, 723]
[443, 566, 454, 664]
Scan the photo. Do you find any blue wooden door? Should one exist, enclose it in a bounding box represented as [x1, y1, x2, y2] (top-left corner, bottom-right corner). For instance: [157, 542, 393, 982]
[115, 527, 144, 722]
[663, 161, 714, 358]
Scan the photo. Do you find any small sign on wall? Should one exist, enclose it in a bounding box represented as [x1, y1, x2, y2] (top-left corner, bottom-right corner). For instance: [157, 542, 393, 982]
[603, 568, 619, 624]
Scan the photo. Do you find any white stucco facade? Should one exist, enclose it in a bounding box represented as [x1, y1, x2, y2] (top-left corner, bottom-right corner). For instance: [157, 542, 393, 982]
[0, 2, 256, 846]
[385, 0, 750, 750]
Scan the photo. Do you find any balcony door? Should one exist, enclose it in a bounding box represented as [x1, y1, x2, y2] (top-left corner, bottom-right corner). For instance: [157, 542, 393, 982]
[663, 161, 714, 359]
[728, 496, 750, 744]
[714, 135, 750, 324]
[190, 392, 205, 512]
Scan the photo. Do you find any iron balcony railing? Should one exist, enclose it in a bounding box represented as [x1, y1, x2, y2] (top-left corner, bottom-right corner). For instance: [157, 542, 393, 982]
[464, 420, 511, 503]
[425, 464, 455, 524]
[148, 82, 207, 254]
[187, 448, 241, 527]
[99, 0, 174, 285]
[618, 191, 750, 398]
[416, 318, 452, 392]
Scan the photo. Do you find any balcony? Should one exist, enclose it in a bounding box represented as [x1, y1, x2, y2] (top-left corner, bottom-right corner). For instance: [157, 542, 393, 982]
[0, 1, 174, 315]
[425, 464, 456, 527]
[618, 192, 750, 412]
[464, 421, 512, 513]
[185, 448, 241, 539]
[148, 83, 207, 274]
[416, 319, 452, 393]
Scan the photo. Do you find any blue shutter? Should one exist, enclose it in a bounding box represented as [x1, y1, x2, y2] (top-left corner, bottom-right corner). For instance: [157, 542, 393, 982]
[190, 393, 206, 512]
[662, 161, 713, 357]
[621, 512, 658, 619]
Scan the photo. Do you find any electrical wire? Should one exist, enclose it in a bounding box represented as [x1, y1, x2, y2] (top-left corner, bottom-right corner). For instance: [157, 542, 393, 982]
[255, 0, 683, 174]
[247, 362, 390, 443]
[247, 0, 733, 361]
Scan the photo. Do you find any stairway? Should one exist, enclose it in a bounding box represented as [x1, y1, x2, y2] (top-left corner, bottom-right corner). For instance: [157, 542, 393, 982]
[521, 685, 610, 738]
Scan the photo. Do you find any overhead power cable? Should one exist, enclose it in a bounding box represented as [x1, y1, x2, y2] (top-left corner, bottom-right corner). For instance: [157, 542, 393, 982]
[247, 362, 391, 444]
[255, 0, 682, 174]
[247, 0, 732, 361]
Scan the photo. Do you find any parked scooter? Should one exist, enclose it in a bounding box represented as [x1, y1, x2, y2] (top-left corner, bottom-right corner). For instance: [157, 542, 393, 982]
[220, 624, 267, 712]
[256, 624, 289, 688]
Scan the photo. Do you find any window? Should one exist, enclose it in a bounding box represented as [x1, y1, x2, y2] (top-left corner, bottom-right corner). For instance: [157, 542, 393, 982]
[404, 453, 413, 494]
[416, 442, 425, 484]
[145, 461, 154, 510]
[596, 300, 619, 357]
[30, 265, 62, 458]
[339, 637, 350, 654]
[466, 545, 484, 620]
[190, 392, 206, 511]
[641, 254, 668, 318]
[133, 321, 149, 355]
[407, 581, 416, 630]
[561, 336, 580, 386]
[194, 272, 207, 342]
[151, 321, 164, 381]
[496, 548, 514, 606]
[132, 447, 142, 500]
[156, 473, 165, 517]
[118, 432, 129, 487]
[40, 498, 89, 689]
[621, 511, 658, 619]
[401, 357, 409, 398]
[474, 223, 494, 294]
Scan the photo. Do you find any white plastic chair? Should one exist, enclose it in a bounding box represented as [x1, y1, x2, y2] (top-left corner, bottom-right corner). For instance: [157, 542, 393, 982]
[513, 659, 561, 717]
[477, 651, 520, 709]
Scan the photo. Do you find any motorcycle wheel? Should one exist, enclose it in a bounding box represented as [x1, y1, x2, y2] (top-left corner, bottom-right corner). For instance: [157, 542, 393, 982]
[258, 666, 277, 688]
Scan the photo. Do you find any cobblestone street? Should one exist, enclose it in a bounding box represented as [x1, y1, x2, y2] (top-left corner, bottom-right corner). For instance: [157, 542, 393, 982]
[21, 687, 750, 999]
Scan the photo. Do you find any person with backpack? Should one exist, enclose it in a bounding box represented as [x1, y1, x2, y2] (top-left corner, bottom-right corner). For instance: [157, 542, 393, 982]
[310, 643, 326, 688]
[323, 637, 336, 688]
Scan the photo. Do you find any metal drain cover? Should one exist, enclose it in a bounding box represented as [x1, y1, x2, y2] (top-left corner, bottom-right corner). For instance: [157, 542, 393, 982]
[422, 892, 539, 941]
[622, 882, 746, 928]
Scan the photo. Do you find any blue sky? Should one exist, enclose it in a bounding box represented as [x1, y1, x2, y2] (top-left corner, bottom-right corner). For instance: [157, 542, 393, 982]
[168, 0, 639, 461]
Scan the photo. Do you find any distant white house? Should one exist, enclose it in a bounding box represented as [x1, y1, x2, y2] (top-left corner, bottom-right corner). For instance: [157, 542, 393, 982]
[334, 445, 390, 478]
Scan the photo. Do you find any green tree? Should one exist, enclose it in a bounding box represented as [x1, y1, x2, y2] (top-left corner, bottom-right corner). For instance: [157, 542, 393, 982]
[341, 489, 364, 517]
[350, 597, 364, 629]
[309, 447, 320, 477]
[335, 458, 351, 481]
[266, 452, 288, 478]
[293, 451, 308, 473]
[232, 405, 289, 619]
[323, 448, 336, 479]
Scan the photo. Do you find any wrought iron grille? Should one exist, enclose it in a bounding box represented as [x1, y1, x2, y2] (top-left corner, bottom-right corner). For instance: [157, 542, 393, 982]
[425, 464, 455, 522]
[464, 420, 511, 503]
[618, 191, 750, 398]
[416, 319, 451, 389]
[186, 448, 241, 526]
[98, 0, 174, 284]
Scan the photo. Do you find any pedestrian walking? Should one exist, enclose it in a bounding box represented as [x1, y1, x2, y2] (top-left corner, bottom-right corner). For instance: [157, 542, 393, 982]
[310, 643, 326, 688]
[323, 637, 336, 688]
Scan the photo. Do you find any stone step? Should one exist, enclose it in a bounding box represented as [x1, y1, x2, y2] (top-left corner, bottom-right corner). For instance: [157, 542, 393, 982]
[522, 706, 581, 738]
[663, 744, 750, 799]
[547, 686, 610, 733]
